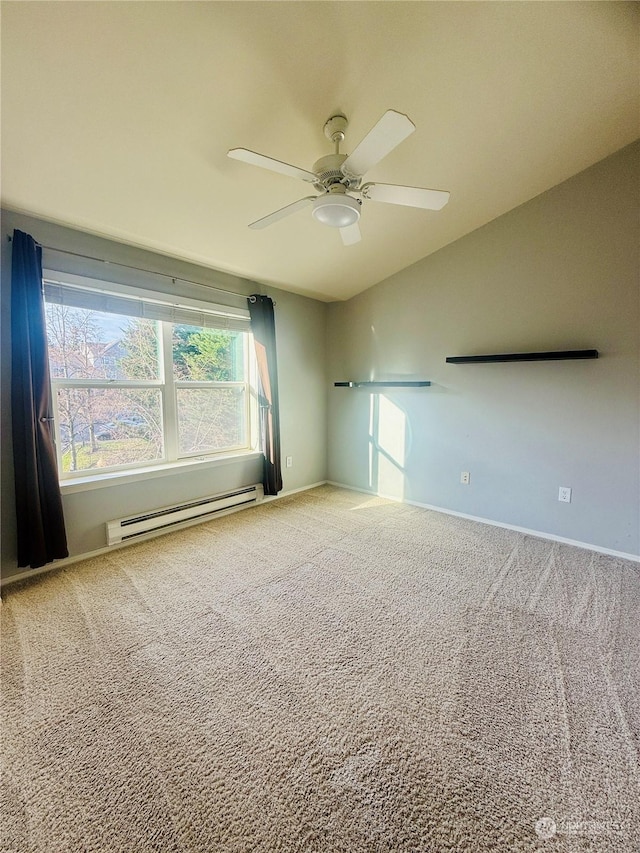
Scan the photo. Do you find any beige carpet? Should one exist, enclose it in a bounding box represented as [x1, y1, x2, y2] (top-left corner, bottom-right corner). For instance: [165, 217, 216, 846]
[1, 485, 639, 852]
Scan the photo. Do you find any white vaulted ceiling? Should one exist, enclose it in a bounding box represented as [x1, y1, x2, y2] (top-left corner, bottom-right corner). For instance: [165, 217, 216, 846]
[1, 2, 638, 301]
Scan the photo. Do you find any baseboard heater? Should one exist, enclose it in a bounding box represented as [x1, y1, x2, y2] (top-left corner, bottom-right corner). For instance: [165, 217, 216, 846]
[106, 484, 264, 545]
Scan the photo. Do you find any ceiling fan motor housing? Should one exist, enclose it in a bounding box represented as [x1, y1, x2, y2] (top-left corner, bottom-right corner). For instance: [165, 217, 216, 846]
[312, 153, 360, 192]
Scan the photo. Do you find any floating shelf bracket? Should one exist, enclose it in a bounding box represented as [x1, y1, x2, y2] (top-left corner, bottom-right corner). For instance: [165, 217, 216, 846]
[446, 349, 598, 364]
[334, 380, 431, 388]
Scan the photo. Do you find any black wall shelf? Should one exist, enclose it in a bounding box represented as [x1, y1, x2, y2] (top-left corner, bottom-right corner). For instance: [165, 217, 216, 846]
[334, 380, 431, 388]
[446, 349, 598, 364]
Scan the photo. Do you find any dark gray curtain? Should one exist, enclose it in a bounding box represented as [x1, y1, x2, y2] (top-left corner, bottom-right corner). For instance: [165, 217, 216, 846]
[247, 295, 282, 496]
[11, 229, 68, 568]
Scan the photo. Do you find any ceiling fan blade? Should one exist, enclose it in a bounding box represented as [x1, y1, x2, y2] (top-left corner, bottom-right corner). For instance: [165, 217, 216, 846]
[341, 110, 415, 179]
[362, 182, 450, 210]
[248, 197, 315, 230]
[340, 223, 361, 246]
[228, 148, 317, 183]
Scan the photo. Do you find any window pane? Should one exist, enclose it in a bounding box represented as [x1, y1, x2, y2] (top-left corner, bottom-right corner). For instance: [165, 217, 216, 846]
[176, 388, 246, 454]
[54, 388, 163, 473]
[45, 303, 160, 380]
[172, 325, 245, 381]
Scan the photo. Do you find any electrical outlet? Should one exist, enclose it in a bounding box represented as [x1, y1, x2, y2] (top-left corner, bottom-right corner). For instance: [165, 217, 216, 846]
[286, 456, 293, 468]
[558, 486, 571, 503]
[460, 471, 470, 485]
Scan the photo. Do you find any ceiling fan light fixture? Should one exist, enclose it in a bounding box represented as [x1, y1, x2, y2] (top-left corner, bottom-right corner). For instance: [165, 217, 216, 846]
[312, 193, 361, 228]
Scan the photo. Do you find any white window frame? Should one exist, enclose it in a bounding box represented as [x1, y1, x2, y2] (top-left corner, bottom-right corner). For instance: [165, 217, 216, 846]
[43, 271, 259, 481]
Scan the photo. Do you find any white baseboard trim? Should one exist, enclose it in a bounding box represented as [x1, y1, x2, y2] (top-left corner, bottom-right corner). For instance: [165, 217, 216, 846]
[1, 481, 330, 588]
[327, 481, 640, 563]
[262, 480, 328, 502]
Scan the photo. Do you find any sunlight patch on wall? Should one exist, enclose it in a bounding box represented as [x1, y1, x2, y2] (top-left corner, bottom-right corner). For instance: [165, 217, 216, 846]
[368, 393, 407, 500]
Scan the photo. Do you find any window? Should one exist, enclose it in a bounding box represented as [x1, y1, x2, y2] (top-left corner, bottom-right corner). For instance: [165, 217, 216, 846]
[43, 274, 256, 479]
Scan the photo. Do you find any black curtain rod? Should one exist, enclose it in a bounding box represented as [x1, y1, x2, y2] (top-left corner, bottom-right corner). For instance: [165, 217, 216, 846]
[6, 234, 258, 303]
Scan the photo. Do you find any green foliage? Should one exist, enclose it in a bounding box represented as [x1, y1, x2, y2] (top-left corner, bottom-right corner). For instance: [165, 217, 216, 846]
[113, 319, 239, 382]
[172, 325, 238, 381]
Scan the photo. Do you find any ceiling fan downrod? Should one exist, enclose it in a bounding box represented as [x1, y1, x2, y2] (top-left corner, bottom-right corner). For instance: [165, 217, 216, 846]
[323, 113, 348, 154]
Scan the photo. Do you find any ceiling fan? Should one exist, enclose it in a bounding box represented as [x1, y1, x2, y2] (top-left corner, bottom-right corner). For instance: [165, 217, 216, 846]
[228, 110, 450, 246]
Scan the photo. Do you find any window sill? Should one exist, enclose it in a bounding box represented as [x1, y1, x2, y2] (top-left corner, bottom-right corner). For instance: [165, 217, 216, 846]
[59, 450, 263, 495]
